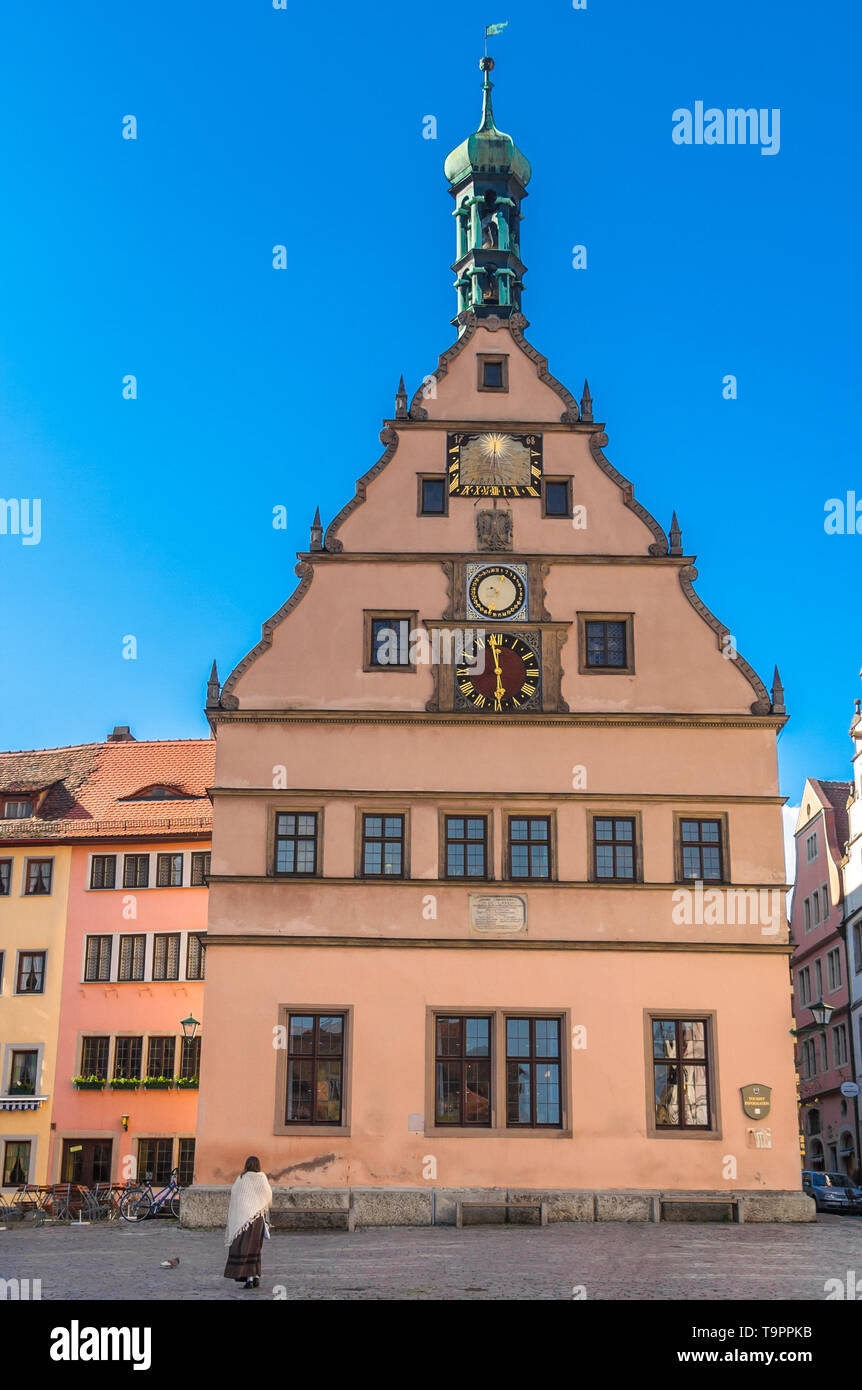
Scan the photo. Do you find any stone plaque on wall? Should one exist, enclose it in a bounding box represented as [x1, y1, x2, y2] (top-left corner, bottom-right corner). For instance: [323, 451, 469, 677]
[469, 894, 527, 935]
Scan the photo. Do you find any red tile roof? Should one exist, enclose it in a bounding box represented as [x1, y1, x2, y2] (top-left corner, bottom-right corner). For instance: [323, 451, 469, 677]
[0, 737, 215, 841]
[809, 778, 852, 860]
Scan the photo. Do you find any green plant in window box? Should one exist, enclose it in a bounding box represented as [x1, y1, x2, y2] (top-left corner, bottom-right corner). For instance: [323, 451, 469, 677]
[9, 1082, 36, 1096]
[72, 1075, 106, 1090]
[142, 1075, 175, 1090]
[110, 1077, 140, 1091]
[176, 1075, 199, 1089]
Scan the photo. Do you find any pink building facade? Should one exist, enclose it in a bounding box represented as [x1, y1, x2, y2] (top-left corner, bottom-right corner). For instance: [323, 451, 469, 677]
[791, 779, 857, 1175]
[186, 60, 810, 1226]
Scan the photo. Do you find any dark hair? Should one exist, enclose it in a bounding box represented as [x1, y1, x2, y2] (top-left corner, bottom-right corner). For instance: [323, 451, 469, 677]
[242, 1155, 261, 1174]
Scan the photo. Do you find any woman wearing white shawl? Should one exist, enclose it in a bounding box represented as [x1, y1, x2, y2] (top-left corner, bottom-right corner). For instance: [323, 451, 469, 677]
[223, 1156, 273, 1288]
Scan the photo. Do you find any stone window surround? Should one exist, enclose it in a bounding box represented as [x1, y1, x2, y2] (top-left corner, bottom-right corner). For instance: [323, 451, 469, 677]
[273, 1004, 354, 1138]
[642, 1009, 722, 1141]
[423, 1006, 572, 1138]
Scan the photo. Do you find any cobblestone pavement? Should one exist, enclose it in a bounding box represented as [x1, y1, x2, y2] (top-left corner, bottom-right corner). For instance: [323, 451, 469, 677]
[2, 1214, 861, 1300]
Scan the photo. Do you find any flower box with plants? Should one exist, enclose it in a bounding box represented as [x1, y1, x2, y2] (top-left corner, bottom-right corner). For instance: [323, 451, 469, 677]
[9, 1082, 36, 1096]
[110, 1077, 140, 1091]
[72, 1075, 106, 1090]
[175, 1075, 199, 1090]
[142, 1076, 175, 1090]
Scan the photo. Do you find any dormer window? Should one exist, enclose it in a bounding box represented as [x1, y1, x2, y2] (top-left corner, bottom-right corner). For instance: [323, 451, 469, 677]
[3, 799, 33, 819]
[120, 785, 196, 802]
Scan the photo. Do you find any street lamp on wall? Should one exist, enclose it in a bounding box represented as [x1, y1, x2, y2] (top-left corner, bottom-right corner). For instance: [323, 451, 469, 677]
[180, 1014, 200, 1040]
[790, 1000, 835, 1037]
[121, 1114, 129, 1132]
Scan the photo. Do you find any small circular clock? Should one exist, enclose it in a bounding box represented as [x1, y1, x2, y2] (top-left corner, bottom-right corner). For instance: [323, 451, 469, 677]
[468, 565, 526, 620]
[456, 632, 540, 712]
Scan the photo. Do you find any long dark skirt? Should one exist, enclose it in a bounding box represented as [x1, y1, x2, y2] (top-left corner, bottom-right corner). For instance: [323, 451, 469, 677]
[224, 1214, 265, 1280]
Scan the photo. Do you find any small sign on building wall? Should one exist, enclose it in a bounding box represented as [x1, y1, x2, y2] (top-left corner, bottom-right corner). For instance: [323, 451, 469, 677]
[740, 1084, 772, 1118]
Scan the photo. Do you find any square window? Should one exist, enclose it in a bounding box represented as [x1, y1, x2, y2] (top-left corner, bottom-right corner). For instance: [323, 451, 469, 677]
[90, 855, 116, 890]
[25, 859, 53, 895]
[508, 817, 551, 879]
[156, 853, 183, 887]
[677, 819, 724, 882]
[445, 815, 488, 879]
[371, 618, 411, 668]
[477, 354, 509, 392]
[361, 813, 405, 877]
[16, 951, 46, 994]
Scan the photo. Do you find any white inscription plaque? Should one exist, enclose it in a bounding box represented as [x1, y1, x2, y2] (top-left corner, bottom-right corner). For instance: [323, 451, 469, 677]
[469, 893, 527, 935]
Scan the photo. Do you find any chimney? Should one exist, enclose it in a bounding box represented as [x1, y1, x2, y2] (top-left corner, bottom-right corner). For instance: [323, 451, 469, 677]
[107, 725, 135, 742]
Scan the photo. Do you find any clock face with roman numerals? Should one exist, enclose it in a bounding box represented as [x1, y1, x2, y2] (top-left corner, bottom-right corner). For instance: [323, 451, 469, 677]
[456, 632, 541, 712]
[448, 432, 543, 498]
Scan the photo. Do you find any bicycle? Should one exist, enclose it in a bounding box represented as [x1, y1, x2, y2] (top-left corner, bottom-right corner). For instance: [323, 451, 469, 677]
[119, 1168, 181, 1222]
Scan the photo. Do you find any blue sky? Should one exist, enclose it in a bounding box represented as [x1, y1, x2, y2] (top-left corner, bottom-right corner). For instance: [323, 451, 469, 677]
[0, 0, 859, 810]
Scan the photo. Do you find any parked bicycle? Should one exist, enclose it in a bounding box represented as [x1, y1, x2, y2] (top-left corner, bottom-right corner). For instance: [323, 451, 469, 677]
[119, 1167, 181, 1222]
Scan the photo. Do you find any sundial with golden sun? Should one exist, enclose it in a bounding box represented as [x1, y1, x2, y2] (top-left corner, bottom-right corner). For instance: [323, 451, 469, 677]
[447, 431, 543, 497]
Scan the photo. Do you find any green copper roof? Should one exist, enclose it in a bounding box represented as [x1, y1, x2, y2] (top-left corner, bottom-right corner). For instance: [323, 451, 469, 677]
[444, 58, 531, 188]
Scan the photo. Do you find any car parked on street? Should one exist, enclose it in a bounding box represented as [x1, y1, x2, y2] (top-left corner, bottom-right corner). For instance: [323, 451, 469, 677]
[802, 1170, 862, 1214]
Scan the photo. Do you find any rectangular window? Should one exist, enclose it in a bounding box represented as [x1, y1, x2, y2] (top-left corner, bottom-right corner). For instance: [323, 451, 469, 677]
[90, 855, 117, 890]
[678, 819, 724, 882]
[370, 617, 412, 668]
[118, 934, 146, 982]
[361, 814, 405, 878]
[812, 893, 821, 927]
[2, 1139, 31, 1185]
[3, 799, 32, 819]
[821, 885, 829, 920]
[806, 832, 818, 862]
[444, 816, 488, 879]
[179, 1036, 201, 1081]
[152, 933, 181, 981]
[84, 935, 112, 982]
[0, 859, 12, 895]
[156, 853, 183, 887]
[801, 1037, 818, 1079]
[80, 1036, 109, 1079]
[16, 951, 45, 994]
[542, 478, 572, 518]
[137, 1137, 172, 1186]
[798, 966, 811, 1006]
[477, 354, 508, 391]
[434, 1016, 492, 1126]
[582, 618, 630, 670]
[9, 1050, 38, 1096]
[0, 951, 4, 990]
[190, 851, 211, 886]
[651, 1017, 711, 1129]
[146, 1036, 175, 1080]
[508, 816, 551, 880]
[833, 1023, 849, 1067]
[285, 1013, 345, 1126]
[25, 859, 53, 895]
[593, 816, 636, 881]
[123, 854, 149, 889]
[855, 922, 862, 974]
[803, 898, 811, 932]
[186, 933, 206, 981]
[814, 957, 823, 999]
[113, 1036, 142, 1081]
[419, 476, 447, 516]
[505, 1016, 562, 1128]
[274, 812, 319, 877]
[177, 1138, 195, 1187]
[827, 947, 842, 992]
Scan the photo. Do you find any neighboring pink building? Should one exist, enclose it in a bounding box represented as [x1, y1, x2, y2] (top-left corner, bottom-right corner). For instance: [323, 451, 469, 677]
[46, 729, 215, 1188]
[791, 779, 856, 1175]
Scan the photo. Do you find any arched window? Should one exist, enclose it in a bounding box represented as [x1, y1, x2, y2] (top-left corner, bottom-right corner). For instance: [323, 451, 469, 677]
[806, 1107, 821, 1136]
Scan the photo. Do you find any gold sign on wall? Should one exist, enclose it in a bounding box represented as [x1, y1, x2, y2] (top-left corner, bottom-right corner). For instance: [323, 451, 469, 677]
[740, 1084, 772, 1119]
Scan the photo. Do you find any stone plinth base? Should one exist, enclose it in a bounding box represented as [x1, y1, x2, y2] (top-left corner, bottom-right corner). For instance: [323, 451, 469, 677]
[180, 1185, 815, 1229]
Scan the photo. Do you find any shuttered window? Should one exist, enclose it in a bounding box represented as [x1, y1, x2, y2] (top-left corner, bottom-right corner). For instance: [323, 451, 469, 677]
[190, 852, 211, 886]
[118, 934, 146, 982]
[123, 854, 150, 889]
[152, 933, 180, 981]
[90, 855, 117, 889]
[84, 935, 112, 982]
[156, 853, 183, 887]
[186, 933, 206, 981]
